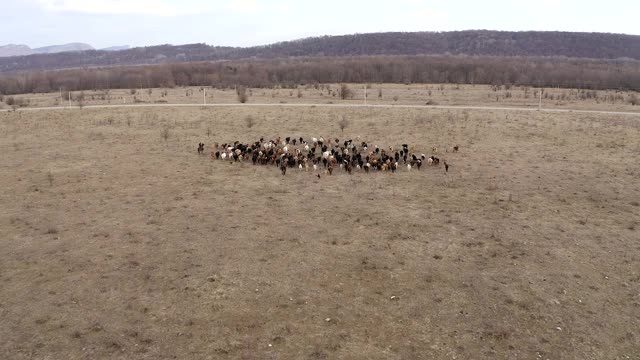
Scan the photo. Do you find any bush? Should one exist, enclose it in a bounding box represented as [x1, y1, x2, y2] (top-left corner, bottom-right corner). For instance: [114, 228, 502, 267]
[338, 115, 349, 132]
[245, 115, 255, 128]
[5, 97, 28, 108]
[236, 85, 248, 103]
[629, 93, 639, 106]
[339, 84, 353, 100]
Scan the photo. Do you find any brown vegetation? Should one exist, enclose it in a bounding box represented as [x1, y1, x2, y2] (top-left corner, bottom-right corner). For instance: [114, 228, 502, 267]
[0, 103, 638, 359]
[1, 55, 639, 97]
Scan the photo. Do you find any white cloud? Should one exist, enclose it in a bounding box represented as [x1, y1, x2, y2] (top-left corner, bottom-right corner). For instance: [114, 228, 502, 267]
[35, 0, 215, 16]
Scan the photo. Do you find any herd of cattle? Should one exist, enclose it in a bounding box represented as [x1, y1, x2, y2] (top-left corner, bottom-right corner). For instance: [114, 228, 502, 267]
[198, 136, 457, 176]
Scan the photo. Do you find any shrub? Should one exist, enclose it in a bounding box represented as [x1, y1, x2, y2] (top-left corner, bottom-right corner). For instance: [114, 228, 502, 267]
[236, 85, 248, 103]
[339, 84, 353, 100]
[338, 115, 349, 132]
[245, 115, 255, 128]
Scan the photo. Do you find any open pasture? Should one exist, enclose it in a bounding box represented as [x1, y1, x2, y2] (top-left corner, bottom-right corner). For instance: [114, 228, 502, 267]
[1, 83, 639, 113]
[1, 104, 639, 359]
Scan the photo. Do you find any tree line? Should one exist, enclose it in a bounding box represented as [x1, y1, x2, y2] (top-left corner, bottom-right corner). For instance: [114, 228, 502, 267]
[0, 55, 638, 95]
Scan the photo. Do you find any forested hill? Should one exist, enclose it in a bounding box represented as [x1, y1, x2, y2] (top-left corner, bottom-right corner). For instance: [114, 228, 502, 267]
[249, 31, 640, 59]
[1, 30, 639, 73]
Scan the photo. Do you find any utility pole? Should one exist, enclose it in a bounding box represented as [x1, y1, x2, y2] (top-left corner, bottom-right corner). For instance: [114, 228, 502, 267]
[539, 88, 542, 110]
[68, 92, 71, 108]
[204, 87, 206, 106]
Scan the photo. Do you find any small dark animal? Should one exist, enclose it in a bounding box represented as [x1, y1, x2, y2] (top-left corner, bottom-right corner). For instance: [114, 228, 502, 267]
[317, 173, 321, 179]
[197, 143, 205, 154]
[444, 160, 449, 172]
[453, 145, 459, 152]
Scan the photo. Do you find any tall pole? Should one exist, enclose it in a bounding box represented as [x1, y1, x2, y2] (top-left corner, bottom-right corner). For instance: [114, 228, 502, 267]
[539, 88, 542, 110]
[68, 92, 71, 108]
[204, 87, 206, 106]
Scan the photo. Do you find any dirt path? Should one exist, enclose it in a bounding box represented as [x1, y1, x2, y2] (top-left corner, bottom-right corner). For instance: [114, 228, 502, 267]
[2, 102, 639, 116]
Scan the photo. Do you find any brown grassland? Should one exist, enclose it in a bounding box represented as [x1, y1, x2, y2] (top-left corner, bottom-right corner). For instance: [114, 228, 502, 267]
[1, 83, 639, 112]
[1, 85, 639, 359]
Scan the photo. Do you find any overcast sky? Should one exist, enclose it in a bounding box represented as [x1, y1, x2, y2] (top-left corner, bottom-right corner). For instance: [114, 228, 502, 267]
[1, 0, 638, 49]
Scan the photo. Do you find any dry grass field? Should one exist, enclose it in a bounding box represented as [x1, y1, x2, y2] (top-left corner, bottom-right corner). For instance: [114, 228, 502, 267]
[1, 94, 639, 359]
[1, 83, 639, 112]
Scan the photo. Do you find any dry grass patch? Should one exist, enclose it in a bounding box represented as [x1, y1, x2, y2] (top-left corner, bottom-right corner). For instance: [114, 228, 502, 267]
[0, 104, 639, 359]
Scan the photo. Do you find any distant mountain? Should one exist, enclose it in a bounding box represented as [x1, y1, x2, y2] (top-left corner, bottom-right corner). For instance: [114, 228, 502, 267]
[33, 43, 94, 54]
[1, 31, 639, 72]
[101, 45, 130, 52]
[0, 42, 94, 58]
[0, 44, 33, 57]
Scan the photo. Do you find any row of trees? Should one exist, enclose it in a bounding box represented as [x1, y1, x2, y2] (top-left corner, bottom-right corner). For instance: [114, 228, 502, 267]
[0, 55, 638, 95]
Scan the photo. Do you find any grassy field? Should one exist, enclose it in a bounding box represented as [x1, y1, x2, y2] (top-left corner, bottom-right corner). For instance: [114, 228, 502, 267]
[0, 97, 639, 359]
[1, 83, 639, 113]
